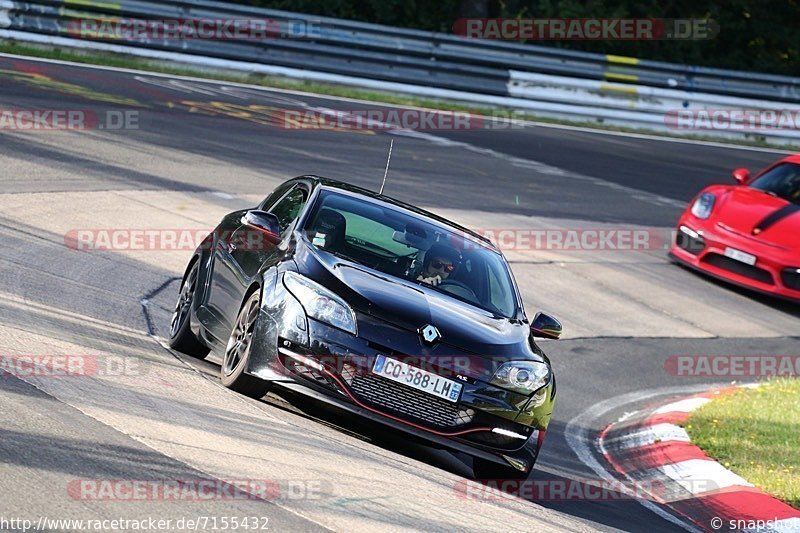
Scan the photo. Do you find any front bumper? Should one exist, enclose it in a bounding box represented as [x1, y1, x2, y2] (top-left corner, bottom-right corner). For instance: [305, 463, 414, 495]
[670, 219, 800, 302]
[255, 308, 552, 472]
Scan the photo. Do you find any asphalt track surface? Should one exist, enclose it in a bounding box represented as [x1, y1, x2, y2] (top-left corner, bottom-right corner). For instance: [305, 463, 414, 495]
[0, 53, 797, 532]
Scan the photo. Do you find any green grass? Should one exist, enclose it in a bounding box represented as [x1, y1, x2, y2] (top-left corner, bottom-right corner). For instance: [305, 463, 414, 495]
[0, 39, 797, 150]
[686, 379, 800, 509]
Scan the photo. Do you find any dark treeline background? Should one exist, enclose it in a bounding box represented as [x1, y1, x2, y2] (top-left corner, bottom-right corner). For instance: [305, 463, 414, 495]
[229, 0, 800, 77]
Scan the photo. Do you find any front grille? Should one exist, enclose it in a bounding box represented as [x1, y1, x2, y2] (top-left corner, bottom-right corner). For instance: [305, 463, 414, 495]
[703, 254, 774, 285]
[781, 269, 800, 290]
[343, 368, 474, 428]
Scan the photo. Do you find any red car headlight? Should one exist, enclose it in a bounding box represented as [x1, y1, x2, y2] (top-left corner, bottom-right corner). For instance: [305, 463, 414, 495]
[691, 192, 716, 219]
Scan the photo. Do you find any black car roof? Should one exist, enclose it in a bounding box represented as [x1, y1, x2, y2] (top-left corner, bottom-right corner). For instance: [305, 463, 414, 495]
[300, 175, 497, 251]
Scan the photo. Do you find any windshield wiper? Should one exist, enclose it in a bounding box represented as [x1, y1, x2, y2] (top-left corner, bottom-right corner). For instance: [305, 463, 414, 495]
[318, 248, 359, 266]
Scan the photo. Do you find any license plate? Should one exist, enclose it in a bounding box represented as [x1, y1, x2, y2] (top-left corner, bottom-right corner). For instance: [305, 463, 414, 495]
[372, 355, 462, 403]
[724, 247, 757, 266]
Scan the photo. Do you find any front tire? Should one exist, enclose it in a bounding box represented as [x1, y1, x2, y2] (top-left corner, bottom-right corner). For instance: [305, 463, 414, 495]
[168, 261, 210, 359]
[221, 290, 270, 399]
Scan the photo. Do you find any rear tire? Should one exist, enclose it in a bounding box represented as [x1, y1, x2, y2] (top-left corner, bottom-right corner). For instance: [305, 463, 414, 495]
[168, 261, 210, 359]
[221, 290, 270, 399]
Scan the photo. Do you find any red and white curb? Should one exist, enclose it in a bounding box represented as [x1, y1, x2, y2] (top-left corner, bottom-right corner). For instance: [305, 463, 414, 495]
[599, 387, 800, 532]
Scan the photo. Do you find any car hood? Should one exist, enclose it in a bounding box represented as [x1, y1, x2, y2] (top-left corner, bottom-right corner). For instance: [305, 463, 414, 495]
[293, 239, 538, 360]
[714, 187, 800, 249]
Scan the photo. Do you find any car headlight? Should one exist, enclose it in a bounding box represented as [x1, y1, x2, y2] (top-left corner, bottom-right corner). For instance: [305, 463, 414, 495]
[283, 272, 357, 335]
[490, 361, 551, 395]
[691, 192, 716, 219]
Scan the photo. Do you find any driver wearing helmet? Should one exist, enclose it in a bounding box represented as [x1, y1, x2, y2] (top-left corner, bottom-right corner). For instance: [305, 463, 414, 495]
[416, 243, 461, 287]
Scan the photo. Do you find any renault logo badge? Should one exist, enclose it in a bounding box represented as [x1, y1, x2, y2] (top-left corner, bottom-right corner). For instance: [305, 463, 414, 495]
[419, 324, 441, 344]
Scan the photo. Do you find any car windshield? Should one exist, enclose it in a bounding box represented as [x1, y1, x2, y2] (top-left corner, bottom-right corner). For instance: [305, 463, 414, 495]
[749, 163, 800, 204]
[303, 189, 519, 319]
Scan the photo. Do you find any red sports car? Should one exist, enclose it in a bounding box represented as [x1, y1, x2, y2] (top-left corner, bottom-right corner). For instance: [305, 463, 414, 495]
[670, 154, 800, 302]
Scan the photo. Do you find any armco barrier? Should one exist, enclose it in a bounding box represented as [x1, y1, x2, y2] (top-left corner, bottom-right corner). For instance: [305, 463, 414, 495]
[2, 0, 800, 141]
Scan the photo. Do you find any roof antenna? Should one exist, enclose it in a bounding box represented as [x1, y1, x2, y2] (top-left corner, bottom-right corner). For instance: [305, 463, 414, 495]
[379, 139, 394, 195]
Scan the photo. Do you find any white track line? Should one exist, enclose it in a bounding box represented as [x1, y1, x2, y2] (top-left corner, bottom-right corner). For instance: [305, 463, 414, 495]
[565, 385, 723, 533]
[657, 459, 753, 494]
[603, 423, 691, 450]
[652, 398, 711, 414]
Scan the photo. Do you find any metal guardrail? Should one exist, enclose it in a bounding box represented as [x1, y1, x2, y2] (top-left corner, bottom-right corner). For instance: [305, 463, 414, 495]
[2, 0, 800, 140]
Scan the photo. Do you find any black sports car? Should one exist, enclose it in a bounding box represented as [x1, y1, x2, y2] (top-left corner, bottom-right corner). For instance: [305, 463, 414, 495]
[169, 176, 561, 479]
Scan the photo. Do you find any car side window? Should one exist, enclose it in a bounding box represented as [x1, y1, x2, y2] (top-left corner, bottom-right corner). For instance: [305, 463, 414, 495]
[259, 182, 294, 211]
[269, 187, 308, 232]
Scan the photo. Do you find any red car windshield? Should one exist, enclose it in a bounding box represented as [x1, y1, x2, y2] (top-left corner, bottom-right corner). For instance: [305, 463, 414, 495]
[750, 163, 800, 205]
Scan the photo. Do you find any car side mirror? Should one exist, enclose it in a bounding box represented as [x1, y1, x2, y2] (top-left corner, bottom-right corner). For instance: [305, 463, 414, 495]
[531, 312, 562, 340]
[241, 210, 281, 246]
[732, 168, 750, 185]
